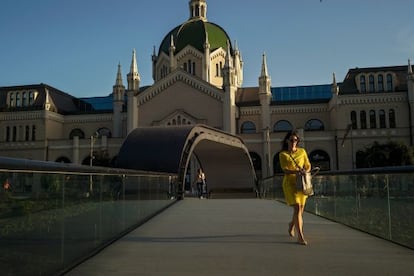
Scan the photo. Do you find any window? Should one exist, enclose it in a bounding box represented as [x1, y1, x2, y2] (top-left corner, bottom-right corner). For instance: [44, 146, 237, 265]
[309, 150, 331, 171]
[31, 125, 36, 141]
[304, 119, 324, 131]
[184, 59, 195, 75]
[351, 111, 357, 129]
[386, 74, 393, 92]
[216, 64, 219, 77]
[161, 65, 168, 78]
[369, 110, 376, 128]
[69, 128, 85, 139]
[379, 110, 386, 128]
[273, 152, 283, 173]
[377, 75, 384, 92]
[249, 152, 262, 171]
[241, 121, 256, 134]
[360, 111, 367, 129]
[273, 120, 293, 132]
[369, 75, 375, 92]
[25, 125, 30, 141]
[13, 126, 17, 141]
[360, 75, 366, 92]
[9, 92, 14, 107]
[22, 92, 27, 106]
[29, 91, 35, 105]
[6, 126, 10, 142]
[16, 92, 21, 107]
[389, 109, 396, 128]
[97, 127, 112, 138]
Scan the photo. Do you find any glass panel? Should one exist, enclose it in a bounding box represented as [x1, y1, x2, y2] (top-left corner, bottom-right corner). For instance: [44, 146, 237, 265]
[0, 169, 174, 275]
[259, 169, 414, 249]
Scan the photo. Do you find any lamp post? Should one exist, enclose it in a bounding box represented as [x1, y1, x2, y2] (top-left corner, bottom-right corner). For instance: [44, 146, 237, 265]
[89, 134, 97, 167]
[90, 135, 94, 167]
[88, 133, 98, 196]
[263, 127, 271, 177]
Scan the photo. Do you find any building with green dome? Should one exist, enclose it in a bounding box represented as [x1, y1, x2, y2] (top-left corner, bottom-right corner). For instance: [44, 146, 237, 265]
[1, 0, 414, 184]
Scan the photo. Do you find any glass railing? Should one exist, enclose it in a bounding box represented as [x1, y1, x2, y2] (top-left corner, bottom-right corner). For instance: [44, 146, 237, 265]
[0, 157, 177, 276]
[259, 167, 414, 249]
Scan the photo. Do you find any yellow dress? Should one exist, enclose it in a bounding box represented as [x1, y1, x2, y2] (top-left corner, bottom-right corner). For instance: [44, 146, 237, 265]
[279, 148, 311, 206]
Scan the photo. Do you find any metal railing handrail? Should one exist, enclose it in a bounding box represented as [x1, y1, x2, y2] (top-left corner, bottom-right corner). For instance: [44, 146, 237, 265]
[0, 156, 176, 177]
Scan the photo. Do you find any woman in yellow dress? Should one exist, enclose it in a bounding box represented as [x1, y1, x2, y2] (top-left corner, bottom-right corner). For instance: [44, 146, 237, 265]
[279, 130, 311, 245]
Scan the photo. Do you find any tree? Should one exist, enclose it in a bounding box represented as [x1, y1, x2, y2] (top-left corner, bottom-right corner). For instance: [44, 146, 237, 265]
[355, 141, 414, 168]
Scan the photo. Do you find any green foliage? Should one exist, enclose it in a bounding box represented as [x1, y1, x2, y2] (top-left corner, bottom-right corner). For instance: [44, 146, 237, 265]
[356, 141, 414, 168]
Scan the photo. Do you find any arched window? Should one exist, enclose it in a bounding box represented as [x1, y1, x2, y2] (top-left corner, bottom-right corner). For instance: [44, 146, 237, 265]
[377, 75, 384, 92]
[386, 74, 393, 92]
[16, 93, 21, 107]
[309, 150, 330, 171]
[9, 92, 14, 107]
[249, 152, 262, 171]
[360, 111, 367, 129]
[22, 92, 27, 106]
[369, 110, 376, 128]
[304, 119, 324, 131]
[273, 120, 293, 132]
[360, 75, 366, 92]
[369, 75, 375, 92]
[379, 110, 386, 128]
[351, 111, 357, 129]
[69, 128, 85, 139]
[389, 109, 396, 128]
[215, 64, 219, 77]
[241, 121, 256, 134]
[97, 127, 112, 138]
[273, 152, 283, 173]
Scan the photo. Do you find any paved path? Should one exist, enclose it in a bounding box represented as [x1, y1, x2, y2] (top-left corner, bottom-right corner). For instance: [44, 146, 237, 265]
[66, 198, 414, 276]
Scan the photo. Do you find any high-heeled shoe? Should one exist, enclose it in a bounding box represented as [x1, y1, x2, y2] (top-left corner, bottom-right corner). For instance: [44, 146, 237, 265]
[297, 239, 308, 246]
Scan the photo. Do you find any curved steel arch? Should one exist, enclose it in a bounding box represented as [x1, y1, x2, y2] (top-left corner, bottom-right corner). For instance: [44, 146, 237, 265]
[116, 124, 257, 198]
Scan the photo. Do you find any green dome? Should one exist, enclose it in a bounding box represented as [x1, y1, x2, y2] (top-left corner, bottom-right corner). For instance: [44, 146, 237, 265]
[159, 19, 233, 56]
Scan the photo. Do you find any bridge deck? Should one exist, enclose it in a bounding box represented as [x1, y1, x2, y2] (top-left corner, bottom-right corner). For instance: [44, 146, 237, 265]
[66, 198, 414, 276]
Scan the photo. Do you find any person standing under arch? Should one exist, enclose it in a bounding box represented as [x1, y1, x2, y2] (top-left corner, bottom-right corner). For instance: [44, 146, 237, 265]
[279, 130, 311, 245]
[196, 168, 206, 199]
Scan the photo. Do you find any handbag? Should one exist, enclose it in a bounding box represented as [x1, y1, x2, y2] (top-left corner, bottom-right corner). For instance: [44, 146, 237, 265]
[296, 171, 314, 196]
[289, 154, 319, 196]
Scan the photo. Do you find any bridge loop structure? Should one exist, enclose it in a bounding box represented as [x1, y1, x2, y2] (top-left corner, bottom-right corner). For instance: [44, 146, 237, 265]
[116, 124, 257, 198]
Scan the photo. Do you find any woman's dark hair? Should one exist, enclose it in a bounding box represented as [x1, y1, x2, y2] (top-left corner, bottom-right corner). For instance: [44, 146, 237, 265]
[281, 129, 300, 151]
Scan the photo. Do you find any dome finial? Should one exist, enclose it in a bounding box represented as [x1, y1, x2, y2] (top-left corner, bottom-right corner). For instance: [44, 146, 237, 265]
[189, 0, 207, 21]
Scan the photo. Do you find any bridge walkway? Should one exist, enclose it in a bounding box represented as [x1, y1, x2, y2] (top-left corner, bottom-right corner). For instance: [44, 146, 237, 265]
[66, 198, 414, 276]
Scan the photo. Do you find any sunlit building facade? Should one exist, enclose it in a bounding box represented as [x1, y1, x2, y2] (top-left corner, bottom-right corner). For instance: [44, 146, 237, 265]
[1, 0, 414, 179]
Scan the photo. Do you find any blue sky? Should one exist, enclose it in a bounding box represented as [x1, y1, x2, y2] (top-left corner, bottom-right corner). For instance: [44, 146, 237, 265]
[1, 0, 413, 97]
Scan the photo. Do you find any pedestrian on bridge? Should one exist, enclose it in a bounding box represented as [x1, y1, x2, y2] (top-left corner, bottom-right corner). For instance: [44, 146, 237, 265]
[196, 168, 206, 199]
[279, 130, 311, 245]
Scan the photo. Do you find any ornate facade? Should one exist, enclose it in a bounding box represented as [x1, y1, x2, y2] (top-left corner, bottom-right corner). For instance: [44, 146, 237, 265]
[1, 0, 414, 179]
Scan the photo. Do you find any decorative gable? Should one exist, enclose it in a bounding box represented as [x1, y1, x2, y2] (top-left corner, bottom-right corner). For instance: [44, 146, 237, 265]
[152, 109, 206, 126]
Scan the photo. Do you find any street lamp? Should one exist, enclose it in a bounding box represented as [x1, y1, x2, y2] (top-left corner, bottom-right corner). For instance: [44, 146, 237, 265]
[89, 132, 99, 167]
[88, 132, 99, 196]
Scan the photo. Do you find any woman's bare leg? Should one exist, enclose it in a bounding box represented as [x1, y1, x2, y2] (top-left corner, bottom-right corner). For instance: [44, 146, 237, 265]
[292, 204, 307, 245]
[289, 211, 295, 237]
[296, 204, 307, 245]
